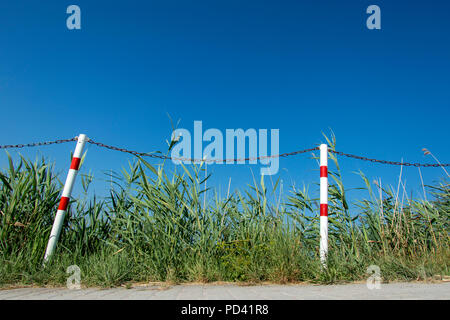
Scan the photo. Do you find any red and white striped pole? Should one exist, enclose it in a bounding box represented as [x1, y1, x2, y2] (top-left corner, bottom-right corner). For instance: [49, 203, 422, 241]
[320, 144, 328, 267]
[43, 134, 87, 264]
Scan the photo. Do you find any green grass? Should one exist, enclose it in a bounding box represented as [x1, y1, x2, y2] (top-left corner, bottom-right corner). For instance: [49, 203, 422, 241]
[0, 134, 448, 287]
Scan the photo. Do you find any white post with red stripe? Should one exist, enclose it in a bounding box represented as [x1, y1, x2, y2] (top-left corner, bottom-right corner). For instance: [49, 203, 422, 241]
[320, 144, 328, 267]
[43, 134, 87, 264]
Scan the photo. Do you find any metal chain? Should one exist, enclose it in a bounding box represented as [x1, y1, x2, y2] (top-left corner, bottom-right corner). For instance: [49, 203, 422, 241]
[86, 139, 172, 160]
[329, 149, 449, 167]
[1, 137, 448, 167]
[0, 137, 77, 150]
[87, 139, 319, 163]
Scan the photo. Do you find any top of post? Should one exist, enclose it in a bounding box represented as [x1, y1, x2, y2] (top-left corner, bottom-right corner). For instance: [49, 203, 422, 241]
[320, 144, 328, 166]
[77, 134, 88, 142]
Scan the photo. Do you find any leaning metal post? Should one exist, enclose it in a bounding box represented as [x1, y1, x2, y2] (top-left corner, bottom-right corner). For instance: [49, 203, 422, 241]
[43, 134, 87, 265]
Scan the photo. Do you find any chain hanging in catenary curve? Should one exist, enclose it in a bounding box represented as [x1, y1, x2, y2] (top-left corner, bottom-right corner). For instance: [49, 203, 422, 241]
[0, 138, 77, 150]
[0, 136, 448, 167]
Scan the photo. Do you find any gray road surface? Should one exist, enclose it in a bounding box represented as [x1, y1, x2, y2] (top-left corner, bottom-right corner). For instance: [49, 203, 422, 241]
[0, 282, 449, 300]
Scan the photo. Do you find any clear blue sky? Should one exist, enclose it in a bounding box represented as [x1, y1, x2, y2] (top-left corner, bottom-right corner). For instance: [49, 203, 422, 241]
[0, 0, 449, 203]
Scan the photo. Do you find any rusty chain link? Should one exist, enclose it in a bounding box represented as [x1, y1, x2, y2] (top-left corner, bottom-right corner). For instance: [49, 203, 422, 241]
[1, 137, 448, 167]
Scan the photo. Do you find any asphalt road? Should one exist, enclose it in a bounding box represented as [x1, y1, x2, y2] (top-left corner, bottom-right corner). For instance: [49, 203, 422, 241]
[0, 282, 448, 300]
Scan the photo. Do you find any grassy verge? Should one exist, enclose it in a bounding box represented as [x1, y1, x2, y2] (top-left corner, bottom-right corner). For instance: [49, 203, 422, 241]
[0, 135, 448, 287]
